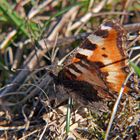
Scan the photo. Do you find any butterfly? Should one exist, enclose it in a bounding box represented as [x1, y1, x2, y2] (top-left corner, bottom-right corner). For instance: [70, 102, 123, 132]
[53, 20, 138, 112]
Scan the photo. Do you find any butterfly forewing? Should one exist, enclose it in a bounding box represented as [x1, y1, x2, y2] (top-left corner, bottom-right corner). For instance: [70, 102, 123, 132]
[57, 20, 137, 111]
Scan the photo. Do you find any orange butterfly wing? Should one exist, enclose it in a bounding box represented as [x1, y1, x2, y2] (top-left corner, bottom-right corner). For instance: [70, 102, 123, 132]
[57, 21, 136, 111]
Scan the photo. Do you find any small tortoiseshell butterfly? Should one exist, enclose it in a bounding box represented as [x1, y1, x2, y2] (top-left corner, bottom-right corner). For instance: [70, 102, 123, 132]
[53, 20, 139, 112]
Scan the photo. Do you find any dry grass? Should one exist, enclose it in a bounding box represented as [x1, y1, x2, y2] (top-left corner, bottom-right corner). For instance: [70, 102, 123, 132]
[0, 0, 140, 139]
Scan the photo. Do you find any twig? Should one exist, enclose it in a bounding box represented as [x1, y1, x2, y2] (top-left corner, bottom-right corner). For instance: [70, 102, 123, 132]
[39, 124, 48, 140]
[124, 23, 140, 32]
[127, 35, 140, 48]
[120, 0, 132, 24]
[11, 42, 24, 71]
[70, 0, 107, 31]
[0, 30, 17, 51]
[28, 0, 53, 19]
[18, 129, 40, 140]
[4, 47, 14, 67]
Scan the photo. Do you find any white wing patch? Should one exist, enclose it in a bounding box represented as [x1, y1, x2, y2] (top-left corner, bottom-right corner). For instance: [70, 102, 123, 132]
[78, 48, 93, 57]
[101, 25, 112, 30]
[68, 67, 81, 77]
[107, 71, 119, 83]
[102, 58, 112, 65]
[87, 34, 104, 46]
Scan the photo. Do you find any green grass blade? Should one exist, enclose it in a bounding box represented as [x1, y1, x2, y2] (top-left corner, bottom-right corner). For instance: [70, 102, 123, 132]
[129, 62, 140, 77]
[66, 97, 73, 135]
[0, 0, 38, 38]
